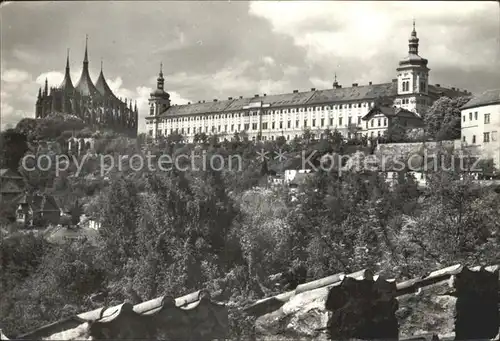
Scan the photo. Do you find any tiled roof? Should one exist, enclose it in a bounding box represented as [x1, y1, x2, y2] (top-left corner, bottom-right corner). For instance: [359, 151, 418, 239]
[95, 71, 118, 100]
[155, 82, 398, 118]
[152, 80, 472, 119]
[362, 105, 422, 122]
[9, 290, 227, 340]
[461, 88, 500, 110]
[307, 82, 397, 105]
[0, 180, 22, 194]
[15, 194, 60, 212]
[428, 84, 470, 99]
[0, 169, 23, 179]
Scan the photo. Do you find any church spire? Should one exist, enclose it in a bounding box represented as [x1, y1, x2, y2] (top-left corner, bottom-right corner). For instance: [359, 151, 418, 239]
[84, 34, 89, 65]
[60, 48, 75, 90]
[157, 62, 165, 90]
[75, 34, 99, 97]
[44, 78, 48, 96]
[408, 19, 419, 55]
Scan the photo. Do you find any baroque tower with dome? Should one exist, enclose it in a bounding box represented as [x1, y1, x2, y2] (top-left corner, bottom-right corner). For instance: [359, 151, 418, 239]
[35, 37, 138, 137]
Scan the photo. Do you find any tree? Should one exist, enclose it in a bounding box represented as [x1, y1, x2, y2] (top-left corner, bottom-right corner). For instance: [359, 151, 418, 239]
[424, 96, 471, 141]
[384, 117, 408, 143]
[0, 129, 29, 170]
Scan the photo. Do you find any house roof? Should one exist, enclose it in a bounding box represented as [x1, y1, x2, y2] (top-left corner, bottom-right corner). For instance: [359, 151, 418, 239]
[362, 105, 423, 122]
[0, 168, 23, 179]
[16, 194, 60, 212]
[9, 290, 227, 340]
[151, 81, 414, 119]
[0, 180, 22, 194]
[461, 88, 500, 110]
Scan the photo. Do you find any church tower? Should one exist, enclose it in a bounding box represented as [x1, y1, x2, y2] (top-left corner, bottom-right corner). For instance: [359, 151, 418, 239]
[148, 63, 171, 138]
[395, 21, 430, 115]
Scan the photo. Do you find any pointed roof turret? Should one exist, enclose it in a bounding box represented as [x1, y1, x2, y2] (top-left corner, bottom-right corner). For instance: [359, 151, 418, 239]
[59, 48, 75, 91]
[95, 59, 118, 99]
[75, 35, 100, 97]
[38, 88, 42, 99]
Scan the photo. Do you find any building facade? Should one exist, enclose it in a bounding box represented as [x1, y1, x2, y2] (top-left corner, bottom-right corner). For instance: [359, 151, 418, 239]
[461, 89, 500, 169]
[36, 38, 139, 137]
[146, 22, 469, 143]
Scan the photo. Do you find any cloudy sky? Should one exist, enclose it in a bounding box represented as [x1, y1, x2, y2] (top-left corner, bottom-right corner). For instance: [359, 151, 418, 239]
[1, 1, 499, 132]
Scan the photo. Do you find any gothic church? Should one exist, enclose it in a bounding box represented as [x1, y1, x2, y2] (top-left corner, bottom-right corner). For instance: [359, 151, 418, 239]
[35, 37, 138, 137]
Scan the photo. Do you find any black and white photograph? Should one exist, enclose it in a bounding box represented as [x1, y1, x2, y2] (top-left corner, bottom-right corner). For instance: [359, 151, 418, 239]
[0, 1, 499, 340]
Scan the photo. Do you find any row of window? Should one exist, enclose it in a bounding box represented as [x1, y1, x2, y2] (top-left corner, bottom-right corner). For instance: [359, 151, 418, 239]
[150, 116, 375, 135]
[150, 102, 378, 121]
[367, 118, 388, 128]
[463, 131, 498, 144]
[463, 112, 491, 124]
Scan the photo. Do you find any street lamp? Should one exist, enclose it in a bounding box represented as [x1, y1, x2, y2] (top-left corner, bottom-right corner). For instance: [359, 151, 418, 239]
[243, 100, 270, 141]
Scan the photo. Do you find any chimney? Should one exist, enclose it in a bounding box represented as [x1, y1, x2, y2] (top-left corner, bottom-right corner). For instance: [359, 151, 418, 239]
[435, 84, 441, 87]
[392, 78, 397, 83]
[239, 96, 243, 99]
[213, 99, 218, 102]
[203, 100, 205, 103]
[311, 88, 316, 91]
[451, 87, 455, 91]
[293, 90, 298, 93]
[352, 83, 358, 87]
[254, 94, 259, 98]
[228, 97, 233, 100]
[198, 100, 201, 103]
[263, 93, 267, 97]
[188, 102, 191, 104]
[369, 81, 372, 85]
[338, 85, 342, 88]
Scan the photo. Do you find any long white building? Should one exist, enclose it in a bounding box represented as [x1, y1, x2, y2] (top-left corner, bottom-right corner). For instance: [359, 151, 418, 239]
[146, 22, 469, 143]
